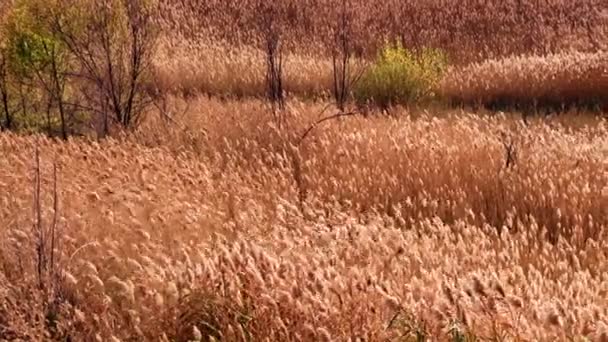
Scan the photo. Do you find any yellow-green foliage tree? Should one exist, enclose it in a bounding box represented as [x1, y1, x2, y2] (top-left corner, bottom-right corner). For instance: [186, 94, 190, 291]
[353, 42, 448, 109]
[1, 1, 54, 134]
[3, 0, 74, 138]
[0, 0, 158, 138]
[0, 29, 13, 131]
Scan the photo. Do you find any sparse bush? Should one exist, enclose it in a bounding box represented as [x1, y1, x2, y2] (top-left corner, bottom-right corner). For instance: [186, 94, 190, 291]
[353, 42, 448, 108]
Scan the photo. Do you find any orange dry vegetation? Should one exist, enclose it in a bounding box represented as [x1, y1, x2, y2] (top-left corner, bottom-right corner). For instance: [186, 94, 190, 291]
[1, 0, 608, 340]
[152, 42, 608, 111]
[440, 51, 608, 110]
[147, 0, 608, 112]
[150, 2, 607, 106]
[157, 0, 607, 62]
[1, 99, 607, 340]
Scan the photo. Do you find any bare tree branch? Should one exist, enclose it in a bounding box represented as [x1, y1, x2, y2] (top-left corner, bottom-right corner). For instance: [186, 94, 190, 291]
[298, 111, 358, 145]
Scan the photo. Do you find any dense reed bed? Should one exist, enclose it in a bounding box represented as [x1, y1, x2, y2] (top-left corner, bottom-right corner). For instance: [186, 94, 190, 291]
[1, 100, 606, 340]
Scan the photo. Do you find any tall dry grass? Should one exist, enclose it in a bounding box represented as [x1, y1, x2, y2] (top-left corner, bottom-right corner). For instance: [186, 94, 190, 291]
[1, 0, 608, 340]
[1, 99, 606, 340]
[151, 39, 608, 111]
[440, 51, 608, 111]
[137, 98, 608, 243]
[153, 38, 337, 98]
[156, 0, 607, 63]
[148, 0, 608, 108]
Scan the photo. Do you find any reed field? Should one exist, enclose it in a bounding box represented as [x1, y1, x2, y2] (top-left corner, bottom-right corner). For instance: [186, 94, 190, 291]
[1, 0, 607, 341]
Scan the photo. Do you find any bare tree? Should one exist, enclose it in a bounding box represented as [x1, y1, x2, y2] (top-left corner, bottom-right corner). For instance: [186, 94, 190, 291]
[32, 146, 61, 292]
[27, 40, 70, 139]
[330, 0, 361, 112]
[0, 50, 13, 131]
[0, 5, 15, 132]
[265, 30, 285, 113]
[50, 0, 158, 137]
[256, 1, 287, 126]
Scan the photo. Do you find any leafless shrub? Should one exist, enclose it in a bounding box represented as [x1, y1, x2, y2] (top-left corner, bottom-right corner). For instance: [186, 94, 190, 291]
[498, 131, 519, 171]
[49, 0, 159, 137]
[255, 1, 288, 124]
[327, 0, 364, 111]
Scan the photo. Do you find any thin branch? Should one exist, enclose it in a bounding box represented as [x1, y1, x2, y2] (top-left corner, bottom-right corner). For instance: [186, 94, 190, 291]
[67, 242, 98, 267]
[62, 101, 106, 116]
[50, 163, 58, 279]
[33, 146, 45, 290]
[298, 111, 358, 145]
